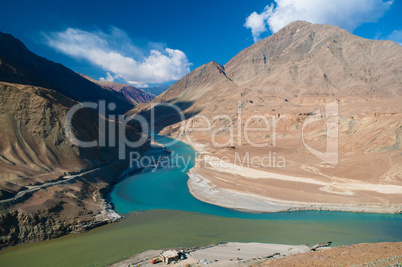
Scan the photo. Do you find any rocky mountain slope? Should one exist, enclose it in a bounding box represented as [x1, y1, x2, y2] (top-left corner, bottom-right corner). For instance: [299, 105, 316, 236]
[225, 21, 401, 98]
[139, 21, 401, 116]
[0, 80, 147, 248]
[0, 32, 148, 248]
[134, 21, 402, 211]
[79, 73, 154, 104]
[0, 31, 133, 114]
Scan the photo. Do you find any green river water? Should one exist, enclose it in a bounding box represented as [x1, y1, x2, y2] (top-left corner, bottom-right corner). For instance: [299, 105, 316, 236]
[0, 135, 400, 266]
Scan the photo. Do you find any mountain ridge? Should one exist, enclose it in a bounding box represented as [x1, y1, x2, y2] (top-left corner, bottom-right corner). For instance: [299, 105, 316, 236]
[79, 73, 154, 104]
[0, 31, 133, 114]
[133, 21, 402, 213]
[0, 32, 147, 248]
[135, 21, 402, 127]
[224, 20, 402, 97]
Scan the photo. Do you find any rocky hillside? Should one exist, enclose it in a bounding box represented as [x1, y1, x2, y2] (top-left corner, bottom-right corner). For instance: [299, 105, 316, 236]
[133, 21, 402, 210]
[0, 81, 148, 248]
[225, 21, 402, 98]
[0, 32, 148, 248]
[138, 21, 402, 116]
[0, 82, 134, 196]
[0, 31, 133, 114]
[79, 73, 154, 104]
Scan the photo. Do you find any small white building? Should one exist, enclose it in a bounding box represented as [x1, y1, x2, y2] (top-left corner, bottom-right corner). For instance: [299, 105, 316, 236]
[160, 250, 179, 264]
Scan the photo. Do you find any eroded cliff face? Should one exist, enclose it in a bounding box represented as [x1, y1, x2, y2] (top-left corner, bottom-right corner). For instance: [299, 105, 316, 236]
[0, 159, 129, 248]
[0, 210, 70, 248]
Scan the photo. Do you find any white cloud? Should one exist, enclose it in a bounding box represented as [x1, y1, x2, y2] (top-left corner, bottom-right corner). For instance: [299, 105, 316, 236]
[99, 72, 118, 82]
[245, 0, 393, 42]
[387, 30, 402, 45]
[44, 27, 191, 85]
[127, 81, 149, 88]
[244, 6, 273, 42]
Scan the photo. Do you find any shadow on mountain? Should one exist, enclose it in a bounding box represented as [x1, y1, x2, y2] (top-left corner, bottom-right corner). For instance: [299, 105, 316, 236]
[134, 100, 200, 133]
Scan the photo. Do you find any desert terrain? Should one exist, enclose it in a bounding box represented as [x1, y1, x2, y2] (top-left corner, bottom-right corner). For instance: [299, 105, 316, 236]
[135, 21, 402, 213]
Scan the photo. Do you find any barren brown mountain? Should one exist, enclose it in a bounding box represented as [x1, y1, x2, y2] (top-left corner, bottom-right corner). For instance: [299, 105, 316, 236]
[0, 32, 148, 248]
[0, 81, 144, 248]
[134, 21, 402, 213]
[0, 31, 133, 114]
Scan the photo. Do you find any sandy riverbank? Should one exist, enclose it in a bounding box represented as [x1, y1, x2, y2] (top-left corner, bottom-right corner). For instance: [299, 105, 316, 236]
[109, 242, 311, 267]
[109, 241, 402, 267]
[187, 170, 402, 213]
[184, 141, 402, 214]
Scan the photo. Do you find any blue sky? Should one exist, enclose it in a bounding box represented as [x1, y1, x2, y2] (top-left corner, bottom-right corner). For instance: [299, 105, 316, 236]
[1, 0, 401, 87]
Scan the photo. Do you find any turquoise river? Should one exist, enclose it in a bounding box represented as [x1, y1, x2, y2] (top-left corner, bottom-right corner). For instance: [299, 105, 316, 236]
[0, 135, 400, 267]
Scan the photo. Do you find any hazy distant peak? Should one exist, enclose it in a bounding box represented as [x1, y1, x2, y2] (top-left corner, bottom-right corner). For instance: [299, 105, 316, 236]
[78, 73, 154, 104]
